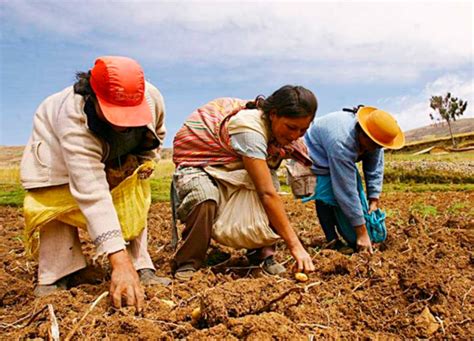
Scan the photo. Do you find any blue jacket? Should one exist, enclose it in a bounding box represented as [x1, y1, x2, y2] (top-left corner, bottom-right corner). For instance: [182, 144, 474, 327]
[304, 111, 384, 226]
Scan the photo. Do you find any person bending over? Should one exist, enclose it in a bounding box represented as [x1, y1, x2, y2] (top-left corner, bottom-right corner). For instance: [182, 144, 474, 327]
[304, 106, 405, 254]
[21, 56, 170, 312]
[172, 85, 318, 281]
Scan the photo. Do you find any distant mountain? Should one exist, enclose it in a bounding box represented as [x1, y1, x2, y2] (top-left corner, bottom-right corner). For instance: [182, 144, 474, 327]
[403, 118, 474, 143]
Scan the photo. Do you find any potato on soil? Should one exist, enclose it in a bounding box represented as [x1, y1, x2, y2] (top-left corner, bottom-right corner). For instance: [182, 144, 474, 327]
[294, 272, 309, 282]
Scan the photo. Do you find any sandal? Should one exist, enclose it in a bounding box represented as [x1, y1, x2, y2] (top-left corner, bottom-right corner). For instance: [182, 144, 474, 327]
[174, 264, 196, 282]
[246, 249, 262, 266]
[247, 250, 286, 275]
[138, 269, 172, 286]
[262, 256, 286, 275]
[34, 276, 69, 297]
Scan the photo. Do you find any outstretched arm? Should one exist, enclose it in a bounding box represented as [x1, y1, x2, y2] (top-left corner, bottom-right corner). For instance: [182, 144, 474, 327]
[57, 106, 143, 310]
[242, 156, 315, 272]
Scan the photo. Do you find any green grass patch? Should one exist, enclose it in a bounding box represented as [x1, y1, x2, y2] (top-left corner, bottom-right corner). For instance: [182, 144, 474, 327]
[1, 158, 472, 207]
[279, 183, 291, 194]
[409, 201, 438, 218]
[384, 167, 473, 184]
[153, 159, 175, 179]
[149, 160, 175, 202]
[384, 183, 474, 192]
[446, 202, 472, 215]
[0, 184, 25, 206]
[150, 177, 172, 202]
[0, 179, 172, 207]
[386, 151, 474, 163]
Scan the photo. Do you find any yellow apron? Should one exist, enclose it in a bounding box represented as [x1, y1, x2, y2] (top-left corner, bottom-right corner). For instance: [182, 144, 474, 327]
[23, 161, 154, 257]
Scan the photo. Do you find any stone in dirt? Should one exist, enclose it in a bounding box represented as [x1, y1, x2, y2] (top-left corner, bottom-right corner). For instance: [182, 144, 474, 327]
[415, 306, 440, 336]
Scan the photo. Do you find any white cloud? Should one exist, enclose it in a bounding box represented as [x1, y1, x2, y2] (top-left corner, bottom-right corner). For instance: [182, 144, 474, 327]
[2, 1, 472, 83]
[378, 73, 474, 131]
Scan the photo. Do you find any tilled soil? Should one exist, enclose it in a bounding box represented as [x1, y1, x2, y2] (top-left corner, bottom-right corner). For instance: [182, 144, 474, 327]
[0, 192, 473, 339]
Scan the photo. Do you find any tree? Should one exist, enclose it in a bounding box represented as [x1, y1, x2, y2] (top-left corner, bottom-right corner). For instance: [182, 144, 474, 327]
[429, 92, 468, 147]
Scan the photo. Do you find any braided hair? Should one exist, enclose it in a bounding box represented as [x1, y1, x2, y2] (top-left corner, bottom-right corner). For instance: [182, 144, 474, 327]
[246, 85, 317, 119]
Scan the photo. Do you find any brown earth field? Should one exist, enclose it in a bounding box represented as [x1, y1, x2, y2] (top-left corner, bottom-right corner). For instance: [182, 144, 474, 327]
[0, 192, 473, 339]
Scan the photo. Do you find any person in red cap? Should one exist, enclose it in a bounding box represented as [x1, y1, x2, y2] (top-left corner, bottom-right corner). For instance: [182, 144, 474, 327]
[20, 56, 169, 312]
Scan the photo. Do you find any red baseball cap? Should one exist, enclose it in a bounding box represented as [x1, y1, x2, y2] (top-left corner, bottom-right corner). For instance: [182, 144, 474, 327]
[90, 56, 152, 127]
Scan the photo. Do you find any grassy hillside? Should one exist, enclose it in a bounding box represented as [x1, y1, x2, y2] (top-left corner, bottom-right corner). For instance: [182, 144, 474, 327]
[403, 117, 474, 143]
[1, 118, 473, 207]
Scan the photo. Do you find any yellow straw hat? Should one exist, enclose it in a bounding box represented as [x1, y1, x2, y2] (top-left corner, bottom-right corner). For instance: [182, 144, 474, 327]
[357, 107, 405, 150]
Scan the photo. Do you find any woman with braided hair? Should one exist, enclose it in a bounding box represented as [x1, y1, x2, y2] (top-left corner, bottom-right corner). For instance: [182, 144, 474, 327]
[172, 85, 318, 281]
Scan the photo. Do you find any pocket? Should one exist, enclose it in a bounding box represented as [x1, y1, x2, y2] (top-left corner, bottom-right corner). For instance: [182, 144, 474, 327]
[32, 141, 49, 167]
[20, 141, 50, 184]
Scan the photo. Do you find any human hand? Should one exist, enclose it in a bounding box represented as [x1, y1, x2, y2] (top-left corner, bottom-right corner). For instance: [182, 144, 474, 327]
[289, 243, 315, 273]
[108, 250, 144, 313]
[368, 198, 379, 214]
[354, 225, 373, 254]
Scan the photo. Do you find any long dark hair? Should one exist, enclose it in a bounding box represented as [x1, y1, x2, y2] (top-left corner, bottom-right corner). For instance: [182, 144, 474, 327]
[73, 71, 96, 99]
[246, 85, 317, 119]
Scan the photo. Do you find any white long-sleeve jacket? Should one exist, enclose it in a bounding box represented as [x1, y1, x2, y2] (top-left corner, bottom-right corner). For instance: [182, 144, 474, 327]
[20, 81, 166, 255]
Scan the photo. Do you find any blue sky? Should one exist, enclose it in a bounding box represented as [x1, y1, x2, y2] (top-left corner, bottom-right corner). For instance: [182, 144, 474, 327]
[1, 0, 472, 147]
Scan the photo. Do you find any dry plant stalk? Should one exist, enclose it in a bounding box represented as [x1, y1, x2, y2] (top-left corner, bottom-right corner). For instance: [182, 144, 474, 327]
[64, 291, 109, 341]
[0, 304, 48, 329]
[48, 304, 59, 341]
[352, 278, 370, 292]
